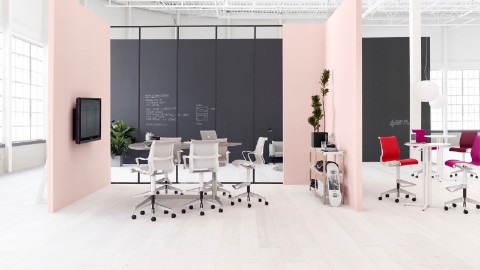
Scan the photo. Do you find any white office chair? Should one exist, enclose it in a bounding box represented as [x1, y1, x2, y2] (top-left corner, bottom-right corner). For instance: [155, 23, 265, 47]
[155, 137, 184, 195]
[181, 140, 223, 216]
[269, 140, 283, 164]
[130, 141, 177, 222]
[231, 137, 270, 208]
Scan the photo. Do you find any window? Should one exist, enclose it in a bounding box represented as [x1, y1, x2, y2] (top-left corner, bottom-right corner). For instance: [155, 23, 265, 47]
[430, 70, 443, 131]
[430, 69, 480, 131]
[11, 36, 44, 142]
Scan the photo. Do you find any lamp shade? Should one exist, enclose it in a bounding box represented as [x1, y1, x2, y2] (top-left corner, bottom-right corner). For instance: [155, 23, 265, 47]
[414, 80, 439, 102]
[429, 93, 448, 109]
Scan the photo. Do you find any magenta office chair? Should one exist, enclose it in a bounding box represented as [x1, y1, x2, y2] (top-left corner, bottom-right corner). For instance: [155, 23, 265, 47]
[449, 131, 479, 178]
[444, 135, 480, 214]
[410, 129, 437, 179]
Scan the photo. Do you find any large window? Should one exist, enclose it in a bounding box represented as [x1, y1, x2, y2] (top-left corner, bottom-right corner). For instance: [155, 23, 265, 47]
[11, 36, 44, 142]
[430, 69, 480, 131]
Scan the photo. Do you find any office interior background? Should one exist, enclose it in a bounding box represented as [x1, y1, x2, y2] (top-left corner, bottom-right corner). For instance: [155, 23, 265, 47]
[1, 0, 480, 269]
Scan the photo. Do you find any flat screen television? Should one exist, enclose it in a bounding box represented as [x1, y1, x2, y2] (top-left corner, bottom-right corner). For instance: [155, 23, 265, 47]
[73, 98, 101, 144]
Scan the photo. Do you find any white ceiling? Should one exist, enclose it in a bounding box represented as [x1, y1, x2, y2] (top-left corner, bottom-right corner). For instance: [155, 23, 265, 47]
[107, 0, 480, 26]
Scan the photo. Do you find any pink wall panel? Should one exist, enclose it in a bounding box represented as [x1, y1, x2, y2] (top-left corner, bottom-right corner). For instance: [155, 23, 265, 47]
[283, 24, 326, 185]
[325, 0, 363, 210]
[48, 0, 110, 212]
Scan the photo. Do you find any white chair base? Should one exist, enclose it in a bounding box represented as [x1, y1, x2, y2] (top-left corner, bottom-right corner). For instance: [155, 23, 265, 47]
[444, 168, 480, 214]
[230, 167, 269, 207]
[379, 166, 417, 203]
[131, 175, 177, 221]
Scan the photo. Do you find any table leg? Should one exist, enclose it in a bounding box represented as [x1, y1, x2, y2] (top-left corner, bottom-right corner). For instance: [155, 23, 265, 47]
[423, 148, 431, 211]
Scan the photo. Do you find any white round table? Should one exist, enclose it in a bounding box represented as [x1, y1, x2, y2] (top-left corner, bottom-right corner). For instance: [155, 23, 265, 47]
[425, 134, 456, 181]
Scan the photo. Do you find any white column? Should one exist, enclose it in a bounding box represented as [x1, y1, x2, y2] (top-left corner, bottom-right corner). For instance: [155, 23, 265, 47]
[409, 0, 421, 157]
[3, 0, 12, 173]
[442, 27, 448, 135]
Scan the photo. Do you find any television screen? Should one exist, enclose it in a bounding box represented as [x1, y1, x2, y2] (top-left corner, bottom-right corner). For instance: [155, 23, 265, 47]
[74, 98, 101, 144]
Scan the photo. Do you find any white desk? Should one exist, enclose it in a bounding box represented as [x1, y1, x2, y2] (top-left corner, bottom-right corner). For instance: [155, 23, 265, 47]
[405, 142, 450, 211]
[425, 134, 456, 181]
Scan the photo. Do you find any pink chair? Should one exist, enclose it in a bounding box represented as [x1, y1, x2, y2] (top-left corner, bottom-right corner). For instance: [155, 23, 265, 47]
[410, 129, 437, 179]
[378, 136, 418, 203]
[444, 135, 480, 214]
[449, 131, 478, 178]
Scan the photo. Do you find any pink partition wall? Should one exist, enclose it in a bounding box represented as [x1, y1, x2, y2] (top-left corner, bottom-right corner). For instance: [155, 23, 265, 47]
[283, 24, 326, 186]
[283, 0, 362, 210]
[48, 0, 110, 212]
[325, 0, 363, 210]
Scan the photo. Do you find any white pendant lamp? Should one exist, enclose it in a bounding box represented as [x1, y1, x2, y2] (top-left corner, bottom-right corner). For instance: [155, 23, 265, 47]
[429, 93, 448, 108]
[414, 80, 439, 102]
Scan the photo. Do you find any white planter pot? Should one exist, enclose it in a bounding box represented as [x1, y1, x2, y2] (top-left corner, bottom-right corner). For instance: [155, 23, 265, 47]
[111, 155, 123, 167]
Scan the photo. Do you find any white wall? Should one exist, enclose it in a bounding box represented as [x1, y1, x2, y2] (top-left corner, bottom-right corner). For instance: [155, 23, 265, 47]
[12, 143, 46, 171]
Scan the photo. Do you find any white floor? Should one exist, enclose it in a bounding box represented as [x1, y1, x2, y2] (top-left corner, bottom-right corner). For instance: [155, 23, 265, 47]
[1, 160, 480, 270]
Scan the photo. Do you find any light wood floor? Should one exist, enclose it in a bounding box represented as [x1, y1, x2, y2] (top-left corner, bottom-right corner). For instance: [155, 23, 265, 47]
[1, 163, 479, 270]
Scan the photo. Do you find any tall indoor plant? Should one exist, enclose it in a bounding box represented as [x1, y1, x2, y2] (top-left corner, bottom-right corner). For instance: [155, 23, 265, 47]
[111, 120, 137, 167]
[308, 69, 330, 147]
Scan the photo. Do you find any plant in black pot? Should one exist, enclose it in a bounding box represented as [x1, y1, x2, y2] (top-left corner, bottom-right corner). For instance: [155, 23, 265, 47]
[111, 120, 137, 167]
[308, 69, 330, 147]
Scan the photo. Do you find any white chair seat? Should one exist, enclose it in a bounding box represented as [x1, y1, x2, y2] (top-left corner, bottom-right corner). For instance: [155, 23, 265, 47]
[232, 159, 253, 167]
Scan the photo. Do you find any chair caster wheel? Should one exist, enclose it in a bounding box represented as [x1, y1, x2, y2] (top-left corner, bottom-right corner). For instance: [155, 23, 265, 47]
[258, 199, 262, 202]
[181, 209, 186, 214]
[444, 206, 448, 211]
[156, 191, 160, 195]
[452, 203, 457, 208]
[171, 213, 176, 218]
[412, 197, 416, 202]
[189, 205, 193, 210]
[219, 208, 223, 213]
[230, 201, 234, 206]
[131, 215, 137, 220]
[395, 199, 399, 203]
[405, 195, 409, 199]
[411, 174, 414, 177]
[470, 174, 473, 177]
[140, 211, 145, 215]
[265, 201, 269, 206]
[431, 176, 434, 179]
[450, 175, 453, 178]
[180, 193, 184, 195]
[238, 198, 242, 202]
[200, 211, 205, 216]
[378, 197, 382, 200]
[223, 192, 226, 196]
[455, 173, 458, 176]
[248, 203, 252, 208]
[476, 205, 480, 209]
[463, 209, 468, 214]
[164, 210, 169, 214]
[151, 217, 156, 222]
[415, 176, 418, 178]
[211, 205, 215, 209]
[204, 192, 208, 195]
[385, 194, 389, 198]
[174, 191, 178, 194]
[228, 195, 232, 198]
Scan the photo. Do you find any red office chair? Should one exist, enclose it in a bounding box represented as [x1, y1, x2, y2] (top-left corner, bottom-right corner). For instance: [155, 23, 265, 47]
[444, 135, 480, 214]
[449, 131, 478, 178]
[410, 129, 437, 179]
[378, 136, 418, 203]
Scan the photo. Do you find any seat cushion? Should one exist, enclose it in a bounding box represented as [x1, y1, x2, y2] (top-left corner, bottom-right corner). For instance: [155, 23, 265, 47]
[449, 147, 469, 153]
[445, 159, 462, 168]
[398, 158, 418, 166]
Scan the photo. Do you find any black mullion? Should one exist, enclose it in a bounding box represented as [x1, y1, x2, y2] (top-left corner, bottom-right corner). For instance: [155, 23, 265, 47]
[137, 27, 142, 184]
[253, 26, 256, 183]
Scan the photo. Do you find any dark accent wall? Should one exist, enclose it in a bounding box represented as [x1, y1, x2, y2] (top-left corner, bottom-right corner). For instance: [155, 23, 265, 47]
[362, 37, 430, 162]
[111, 39, 283, 162]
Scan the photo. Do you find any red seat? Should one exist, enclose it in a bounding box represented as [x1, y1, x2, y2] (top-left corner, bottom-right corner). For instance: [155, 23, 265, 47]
[399, 158, 418, 166]
[449, 147, 469, 153]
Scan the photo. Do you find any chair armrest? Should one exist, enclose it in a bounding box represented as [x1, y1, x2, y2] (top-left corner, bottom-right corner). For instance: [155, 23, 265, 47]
[176, 150, 183, 164]
[242, 150, 252, 160]
[183, 156, 189, 169]
[135, 157, 148, 166]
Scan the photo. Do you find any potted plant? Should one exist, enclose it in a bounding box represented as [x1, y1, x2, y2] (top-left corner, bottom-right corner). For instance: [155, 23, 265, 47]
[111, 120, 137, 167]
[308, 69, 330, 147]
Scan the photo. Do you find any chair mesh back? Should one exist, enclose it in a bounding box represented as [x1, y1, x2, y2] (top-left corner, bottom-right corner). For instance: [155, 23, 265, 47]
[159, 137, 182, 162]
[470, 136, 480, 165]
[189, 140, 219, 172]
[378, 136, 400, 162]
[412, 129, 427, 143]
[217, 138, 228, 165]
[149, 141, 175, 173]
[253, 137, 268, 165]
[460, 131, 478, 148]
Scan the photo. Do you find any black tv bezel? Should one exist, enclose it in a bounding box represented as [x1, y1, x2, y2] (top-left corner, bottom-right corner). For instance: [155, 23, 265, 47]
[73, 97, 102, 144]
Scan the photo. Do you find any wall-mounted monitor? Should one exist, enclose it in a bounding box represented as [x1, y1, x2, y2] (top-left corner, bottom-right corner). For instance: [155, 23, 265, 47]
[73, 98, 101, 144]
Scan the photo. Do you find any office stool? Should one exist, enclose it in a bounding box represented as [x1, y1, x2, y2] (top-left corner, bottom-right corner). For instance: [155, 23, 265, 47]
[378, 136, 418, 203]
[444, 135, 480, 214]
[155, 137, 184, 195]
[448, 131, 478, 179]
[231, 137, 269, 208]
